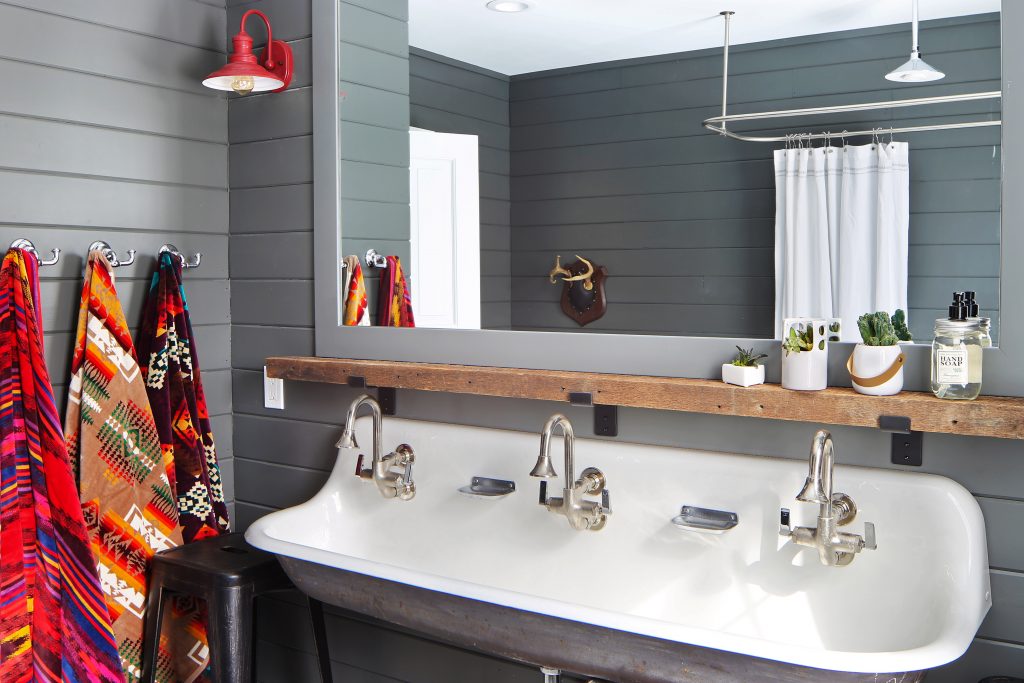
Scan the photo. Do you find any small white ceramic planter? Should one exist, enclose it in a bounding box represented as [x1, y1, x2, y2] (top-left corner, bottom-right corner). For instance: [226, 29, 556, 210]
[849, 343, 905, 396]
[722, 363, 765, 387]
[781, 318, 829, 391]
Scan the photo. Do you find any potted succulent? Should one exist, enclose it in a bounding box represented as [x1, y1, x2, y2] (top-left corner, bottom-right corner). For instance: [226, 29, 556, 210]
[722, 346, 768, 387]
[781, 318, 830, 391]
[848, 310, 912, 396]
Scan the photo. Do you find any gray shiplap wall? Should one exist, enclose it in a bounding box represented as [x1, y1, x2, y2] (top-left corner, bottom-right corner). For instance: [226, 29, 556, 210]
[508, 15, 1001, 341]
[0, 0, 234, 504]
[410, 48, 512, 329]
[231, 4, 1023, 683]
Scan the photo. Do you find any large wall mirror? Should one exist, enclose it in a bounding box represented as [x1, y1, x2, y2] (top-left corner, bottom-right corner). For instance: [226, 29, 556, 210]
[313, 0, 1024, 395]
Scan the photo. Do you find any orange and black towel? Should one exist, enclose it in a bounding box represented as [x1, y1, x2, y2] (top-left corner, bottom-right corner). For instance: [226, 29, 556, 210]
[376, 255, 415, 327]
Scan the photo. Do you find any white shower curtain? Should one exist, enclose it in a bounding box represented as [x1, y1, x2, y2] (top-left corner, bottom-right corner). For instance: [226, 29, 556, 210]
[773, 142, 910, 342]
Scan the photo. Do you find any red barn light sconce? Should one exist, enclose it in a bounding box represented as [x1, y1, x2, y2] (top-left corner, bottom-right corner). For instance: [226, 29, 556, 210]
[203, 10, 293, 95]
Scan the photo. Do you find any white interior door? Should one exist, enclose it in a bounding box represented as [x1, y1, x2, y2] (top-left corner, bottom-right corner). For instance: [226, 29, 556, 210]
[409, 129, 481, 329]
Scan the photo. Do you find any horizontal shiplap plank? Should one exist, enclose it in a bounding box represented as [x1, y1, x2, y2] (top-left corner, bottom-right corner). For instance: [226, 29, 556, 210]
[229, 135, 311, 188]
[232, 233, 313, 280]
[979, 570, 1024, 644]
[0, 115, 226, 188]
[0, 60, 226, 143]
[341, 80, 412, 129]
[231, 325, 314, 371]
[340, 2, 408, 59]
[229, 86, 311, 144]
[340, 43, 409, 95]
[411, 49, 510, 100]
[512, 247, 773, 278]
[510, 301, 773, 336]
[3, 0, 227, 50]
[343, 0, 407, 22]
[231, 280, 313, 327]
[230, 183, 311, 234]
[0, 171, 227, 233]
[339, 161, 410, 204]
[0, 4, 223, 94]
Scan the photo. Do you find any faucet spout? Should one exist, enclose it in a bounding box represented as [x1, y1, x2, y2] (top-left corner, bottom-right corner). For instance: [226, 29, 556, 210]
[797, 429, 834, 509]
[338, 394, 383, 464]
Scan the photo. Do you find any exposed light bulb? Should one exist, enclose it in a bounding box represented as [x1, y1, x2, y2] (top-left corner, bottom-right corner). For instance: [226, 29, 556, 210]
[231, 75, 255, 95]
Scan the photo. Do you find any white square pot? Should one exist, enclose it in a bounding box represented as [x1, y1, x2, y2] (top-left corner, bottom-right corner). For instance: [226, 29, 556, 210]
[722, 363, 765, 387]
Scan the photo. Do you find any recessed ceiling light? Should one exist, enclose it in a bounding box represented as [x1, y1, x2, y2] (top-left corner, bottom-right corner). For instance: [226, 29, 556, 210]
[486, 1, 529, 13]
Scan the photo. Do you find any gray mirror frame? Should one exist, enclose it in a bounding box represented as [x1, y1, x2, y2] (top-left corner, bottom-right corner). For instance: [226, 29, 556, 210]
[313, 0, 1023, 397]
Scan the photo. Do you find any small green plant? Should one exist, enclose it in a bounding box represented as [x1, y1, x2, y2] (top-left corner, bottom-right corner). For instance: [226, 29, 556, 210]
[782, 324, 815, 356]
[857, 310, 912, 346]
[891, 309, 912, 342]
[731, 346, 768, 367]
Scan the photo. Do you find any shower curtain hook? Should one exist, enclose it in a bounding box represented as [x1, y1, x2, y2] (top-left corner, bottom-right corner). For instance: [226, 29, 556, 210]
[889, 126, 895, 146]
[89, 241, 136, 268]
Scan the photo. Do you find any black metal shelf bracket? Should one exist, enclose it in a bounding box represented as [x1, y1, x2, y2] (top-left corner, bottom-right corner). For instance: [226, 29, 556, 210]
[567, 392, 618, 437]
[879, 415, 922, 466]
[345, 376, 396, 415]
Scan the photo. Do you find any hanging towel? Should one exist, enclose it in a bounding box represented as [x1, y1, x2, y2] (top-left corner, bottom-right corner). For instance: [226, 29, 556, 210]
[376, 256, 415, 327]
[64, 250, 207, 683]
[342, 255, 369, 326]
[0, 248, 125, 683]
[137, 252, 230, 543]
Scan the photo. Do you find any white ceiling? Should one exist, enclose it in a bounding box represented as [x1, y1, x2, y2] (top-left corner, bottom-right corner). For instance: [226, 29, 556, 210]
[408, 0, 1000, 75]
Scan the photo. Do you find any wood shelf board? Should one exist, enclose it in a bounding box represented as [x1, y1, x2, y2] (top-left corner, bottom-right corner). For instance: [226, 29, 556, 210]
[266, 357, 1024, 440]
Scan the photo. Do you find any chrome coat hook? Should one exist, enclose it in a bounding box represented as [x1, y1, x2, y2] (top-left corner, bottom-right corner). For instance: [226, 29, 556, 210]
[159, 244, 202, 269]
[89, 241, 136, 267]
[365, 249, 388, 269]
[10, 239, 61, 266]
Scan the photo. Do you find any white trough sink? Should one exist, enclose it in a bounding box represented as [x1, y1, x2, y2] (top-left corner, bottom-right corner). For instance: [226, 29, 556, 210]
[246, 416, 990, 676]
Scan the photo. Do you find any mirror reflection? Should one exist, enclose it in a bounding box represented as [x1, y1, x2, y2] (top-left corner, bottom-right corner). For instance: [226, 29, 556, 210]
[341, 0, 1001, 344]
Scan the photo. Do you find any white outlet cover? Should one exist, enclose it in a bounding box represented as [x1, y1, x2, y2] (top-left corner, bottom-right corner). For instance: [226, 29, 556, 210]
[264, 366, 285, 410]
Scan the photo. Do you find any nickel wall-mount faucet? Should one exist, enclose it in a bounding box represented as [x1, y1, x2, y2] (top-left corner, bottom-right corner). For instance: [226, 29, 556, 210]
[530, 414, 611, 531]
[338, 394, 416, 501]
[780, 430, 876, 566]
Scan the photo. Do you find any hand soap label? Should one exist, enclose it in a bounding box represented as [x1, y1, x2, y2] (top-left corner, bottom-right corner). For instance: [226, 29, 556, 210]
[936, 348, 969, 384]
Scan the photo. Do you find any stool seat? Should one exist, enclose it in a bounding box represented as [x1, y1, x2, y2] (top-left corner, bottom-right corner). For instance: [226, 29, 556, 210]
[146, 532, 289, 591]
[140, 532, 331, 683]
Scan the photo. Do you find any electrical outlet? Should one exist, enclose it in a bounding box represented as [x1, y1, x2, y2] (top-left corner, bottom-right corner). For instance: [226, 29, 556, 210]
[264, 366, 285, 409]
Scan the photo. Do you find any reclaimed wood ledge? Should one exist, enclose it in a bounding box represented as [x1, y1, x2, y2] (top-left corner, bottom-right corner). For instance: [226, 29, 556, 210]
[265, 357, 1024, 440]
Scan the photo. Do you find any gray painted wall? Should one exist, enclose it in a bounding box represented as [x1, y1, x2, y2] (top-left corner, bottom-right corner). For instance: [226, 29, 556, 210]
[232, 4, 1023, 683]
[508, 14, 1001, 341]
[410, 48, 512, 329]
[0, 0, 234, 506]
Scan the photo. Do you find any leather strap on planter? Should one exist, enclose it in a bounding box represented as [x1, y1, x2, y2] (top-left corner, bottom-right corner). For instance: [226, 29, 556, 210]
[847, 352, 906, 387]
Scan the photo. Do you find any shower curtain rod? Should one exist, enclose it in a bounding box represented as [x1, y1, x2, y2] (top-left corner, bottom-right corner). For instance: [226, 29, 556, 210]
[703, 11, 1002, 143]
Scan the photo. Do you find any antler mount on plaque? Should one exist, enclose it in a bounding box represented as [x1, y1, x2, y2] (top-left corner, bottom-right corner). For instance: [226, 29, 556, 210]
[548, 254, 608, 327]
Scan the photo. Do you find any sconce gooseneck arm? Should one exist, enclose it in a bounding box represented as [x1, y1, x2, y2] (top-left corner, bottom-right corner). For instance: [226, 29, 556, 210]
[239, 9, 276, 68]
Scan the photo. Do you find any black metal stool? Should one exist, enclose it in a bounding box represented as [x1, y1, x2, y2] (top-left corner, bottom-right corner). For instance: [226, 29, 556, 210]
[140, 532, 332, 683]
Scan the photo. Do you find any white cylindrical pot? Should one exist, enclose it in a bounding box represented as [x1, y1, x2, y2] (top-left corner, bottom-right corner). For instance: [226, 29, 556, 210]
[782, 348, 828, 391]
[722, 363, 765, 388]
[850, 344, 904, 396]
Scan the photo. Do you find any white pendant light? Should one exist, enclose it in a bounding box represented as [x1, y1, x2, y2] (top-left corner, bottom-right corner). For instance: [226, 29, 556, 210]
[886, 0, 945, 82]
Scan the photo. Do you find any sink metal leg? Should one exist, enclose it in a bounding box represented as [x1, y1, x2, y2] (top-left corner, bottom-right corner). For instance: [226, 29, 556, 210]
[540, 666, 560, 683]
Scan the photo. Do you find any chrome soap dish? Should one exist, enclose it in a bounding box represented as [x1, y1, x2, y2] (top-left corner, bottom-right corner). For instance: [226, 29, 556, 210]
[671, 506, 739, 534]
[458, 477, 516, 498]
